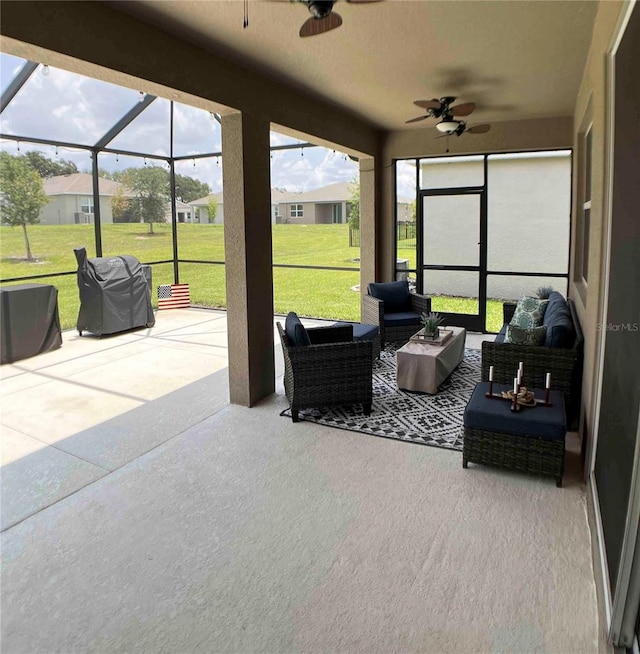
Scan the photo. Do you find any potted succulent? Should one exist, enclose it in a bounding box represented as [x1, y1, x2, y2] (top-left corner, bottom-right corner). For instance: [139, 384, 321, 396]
[420, 311, 444, 339]
[536, 285, 554, 299]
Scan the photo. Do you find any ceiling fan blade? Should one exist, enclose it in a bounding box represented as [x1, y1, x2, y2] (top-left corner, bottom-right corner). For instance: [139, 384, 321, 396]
[450, 102, 476, 116]
[467, 123, 491, 134]
[405, 115, 429, 124]
[300, 12, 342, 37]
[414, 99, 441, 110]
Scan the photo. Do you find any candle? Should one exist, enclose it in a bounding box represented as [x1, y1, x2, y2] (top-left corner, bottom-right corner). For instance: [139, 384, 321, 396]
[546, 372, 551, 389]
[514, 378, 518, 394]
[519, 361, 523, 373]
[517, 370, 522, 385]
[489, 365, 494, 381]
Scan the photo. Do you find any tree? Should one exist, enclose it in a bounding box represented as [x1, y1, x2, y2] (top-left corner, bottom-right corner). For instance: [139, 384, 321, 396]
[175, 174, 211, 203]
[409, 199, 417, 222]
[207, 196, 218, 223]
[121, 166, 169, 234]
[111, 186, 135, 223]
[23, 150, 78, 178]
[97, 168, 122, 182]
[347, 178, 360, 230]
[0, 152, 49, 260]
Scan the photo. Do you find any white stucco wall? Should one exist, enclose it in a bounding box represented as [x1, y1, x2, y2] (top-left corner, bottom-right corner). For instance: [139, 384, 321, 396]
[39, 195, 114, 225]
[194, 204, 224, 224]
[420, 152, 571, 300]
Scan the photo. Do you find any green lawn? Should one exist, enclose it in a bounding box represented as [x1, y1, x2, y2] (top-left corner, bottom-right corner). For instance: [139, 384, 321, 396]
[1, 223, 503, 331]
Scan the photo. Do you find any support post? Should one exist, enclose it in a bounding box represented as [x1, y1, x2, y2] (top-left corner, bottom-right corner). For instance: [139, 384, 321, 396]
[221, 112, 274, 406]
[359, 156, 377, 317]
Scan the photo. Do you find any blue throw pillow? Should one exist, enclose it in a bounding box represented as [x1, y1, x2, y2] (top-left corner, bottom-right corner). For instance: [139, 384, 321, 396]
[367, 280, 411, 313]
[542, 292, 575, 347]
[285, 312, 311, 347]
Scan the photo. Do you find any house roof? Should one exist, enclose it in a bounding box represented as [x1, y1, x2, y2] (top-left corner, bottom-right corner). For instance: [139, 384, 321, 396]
[287, 181, 353, 204]
[189, 192, 224, 207]
[189, 184, 410, 207]
[189, 189, 303, 206]
[43, 173, 132, 197]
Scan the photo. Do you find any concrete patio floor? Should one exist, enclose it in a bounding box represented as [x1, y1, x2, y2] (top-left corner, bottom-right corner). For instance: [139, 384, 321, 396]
[1, 309, 599, 653]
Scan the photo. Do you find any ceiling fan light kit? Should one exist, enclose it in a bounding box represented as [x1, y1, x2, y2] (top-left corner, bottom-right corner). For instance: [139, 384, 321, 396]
[436, 120, 460, 133]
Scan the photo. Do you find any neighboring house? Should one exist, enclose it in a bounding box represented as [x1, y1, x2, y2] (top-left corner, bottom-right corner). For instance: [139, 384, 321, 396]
[274, 181, 350, 225]
[40, 173, 132, 225]
[167, 199, 193, 223]
[274, 182, 411, 226]
[188, 183, 410, 226]
[188, 192, 224, 224]
[396, 196, 414, 222]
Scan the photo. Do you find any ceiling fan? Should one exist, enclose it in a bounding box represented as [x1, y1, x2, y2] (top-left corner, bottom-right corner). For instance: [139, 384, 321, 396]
[296, 0, 381, 38]
[405, 96, 491, 136]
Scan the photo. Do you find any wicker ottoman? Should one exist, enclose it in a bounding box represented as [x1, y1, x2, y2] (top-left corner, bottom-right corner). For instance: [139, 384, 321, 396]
[463, 382, 567, 487]
[331, 322, 381, 358]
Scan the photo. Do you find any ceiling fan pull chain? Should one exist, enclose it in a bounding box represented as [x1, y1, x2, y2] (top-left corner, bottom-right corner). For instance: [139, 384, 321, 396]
[243, 0, 249, 28]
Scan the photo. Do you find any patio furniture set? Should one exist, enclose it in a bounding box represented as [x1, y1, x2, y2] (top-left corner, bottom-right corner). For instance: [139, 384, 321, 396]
[278, 281, 583, 487]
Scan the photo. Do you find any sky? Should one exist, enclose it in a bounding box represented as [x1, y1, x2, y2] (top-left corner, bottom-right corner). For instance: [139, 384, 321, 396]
[0, 55, 414, 197]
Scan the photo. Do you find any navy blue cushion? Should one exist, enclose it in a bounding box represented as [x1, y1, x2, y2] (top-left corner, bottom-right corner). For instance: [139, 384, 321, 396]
[285, 312, 311, 347]
[331, 322, 379, 341]
[542, 292, 575, 348]
[368, 280, 411, 313]
[495, 323, 507, 343]
[464, 382, 566, 441]
[383, 311, 422, 327]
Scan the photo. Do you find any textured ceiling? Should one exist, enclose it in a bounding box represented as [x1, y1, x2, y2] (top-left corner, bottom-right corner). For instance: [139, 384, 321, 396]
[110, 0, 598, 131]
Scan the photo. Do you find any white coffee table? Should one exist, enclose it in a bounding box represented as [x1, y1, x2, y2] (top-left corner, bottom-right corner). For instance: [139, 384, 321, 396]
[396, 326, 466, 394]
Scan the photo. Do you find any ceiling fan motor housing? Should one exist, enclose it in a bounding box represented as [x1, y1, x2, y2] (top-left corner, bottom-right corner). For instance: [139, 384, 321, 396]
[306, 0, 335, 18]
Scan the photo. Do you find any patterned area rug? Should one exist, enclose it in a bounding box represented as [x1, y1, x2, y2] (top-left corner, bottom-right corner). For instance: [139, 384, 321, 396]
[283, 346, 481, 451]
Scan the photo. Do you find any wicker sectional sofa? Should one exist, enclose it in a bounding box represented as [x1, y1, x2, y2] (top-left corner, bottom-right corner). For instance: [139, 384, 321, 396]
[481, 292, 584, 429]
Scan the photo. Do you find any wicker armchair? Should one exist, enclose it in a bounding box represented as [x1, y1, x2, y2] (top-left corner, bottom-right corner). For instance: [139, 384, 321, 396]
[361, 280, 431, 348]
[277, 321, 373, 422]
[481, 298, 584, 429]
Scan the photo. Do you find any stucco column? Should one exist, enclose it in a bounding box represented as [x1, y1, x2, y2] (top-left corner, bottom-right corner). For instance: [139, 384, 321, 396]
[359, 157, 377, 314]
[221, 112, 274, 406]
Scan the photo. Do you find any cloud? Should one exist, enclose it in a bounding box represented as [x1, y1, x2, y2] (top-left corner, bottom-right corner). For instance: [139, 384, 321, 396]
[0, 55, 362, 194]
[270, 146, 357, 191]
[396, 160, 417, 200]
[1, 63, 142, 146]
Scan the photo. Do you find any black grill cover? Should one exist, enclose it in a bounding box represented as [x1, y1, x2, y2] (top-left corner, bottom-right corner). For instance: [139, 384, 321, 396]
[74, 247, 155, 336]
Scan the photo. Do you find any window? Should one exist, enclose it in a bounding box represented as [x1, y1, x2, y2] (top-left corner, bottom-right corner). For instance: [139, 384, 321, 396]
[80, 197, 94, 214]
[574, 119, 592, 297]
[290, 204, 303, 218]
[581, 126, 592, 282]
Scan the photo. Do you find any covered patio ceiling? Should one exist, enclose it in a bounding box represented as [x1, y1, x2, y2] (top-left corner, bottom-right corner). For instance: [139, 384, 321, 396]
[110, 0, 598, 130]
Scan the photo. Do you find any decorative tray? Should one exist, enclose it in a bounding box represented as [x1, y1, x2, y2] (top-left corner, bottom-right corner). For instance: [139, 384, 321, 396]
[410, 328, 453, 346]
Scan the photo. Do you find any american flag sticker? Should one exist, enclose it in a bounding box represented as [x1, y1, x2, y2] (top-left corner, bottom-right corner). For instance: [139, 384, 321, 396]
[157, 284, 191, 310]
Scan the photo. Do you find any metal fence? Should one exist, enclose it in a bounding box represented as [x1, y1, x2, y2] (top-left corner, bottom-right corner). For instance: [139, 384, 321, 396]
[350, 222, 416, 248]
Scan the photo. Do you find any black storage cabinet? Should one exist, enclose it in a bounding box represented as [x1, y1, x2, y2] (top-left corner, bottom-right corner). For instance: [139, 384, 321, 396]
[1, 283, 62, 363]
[74, 247, 155, 336]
